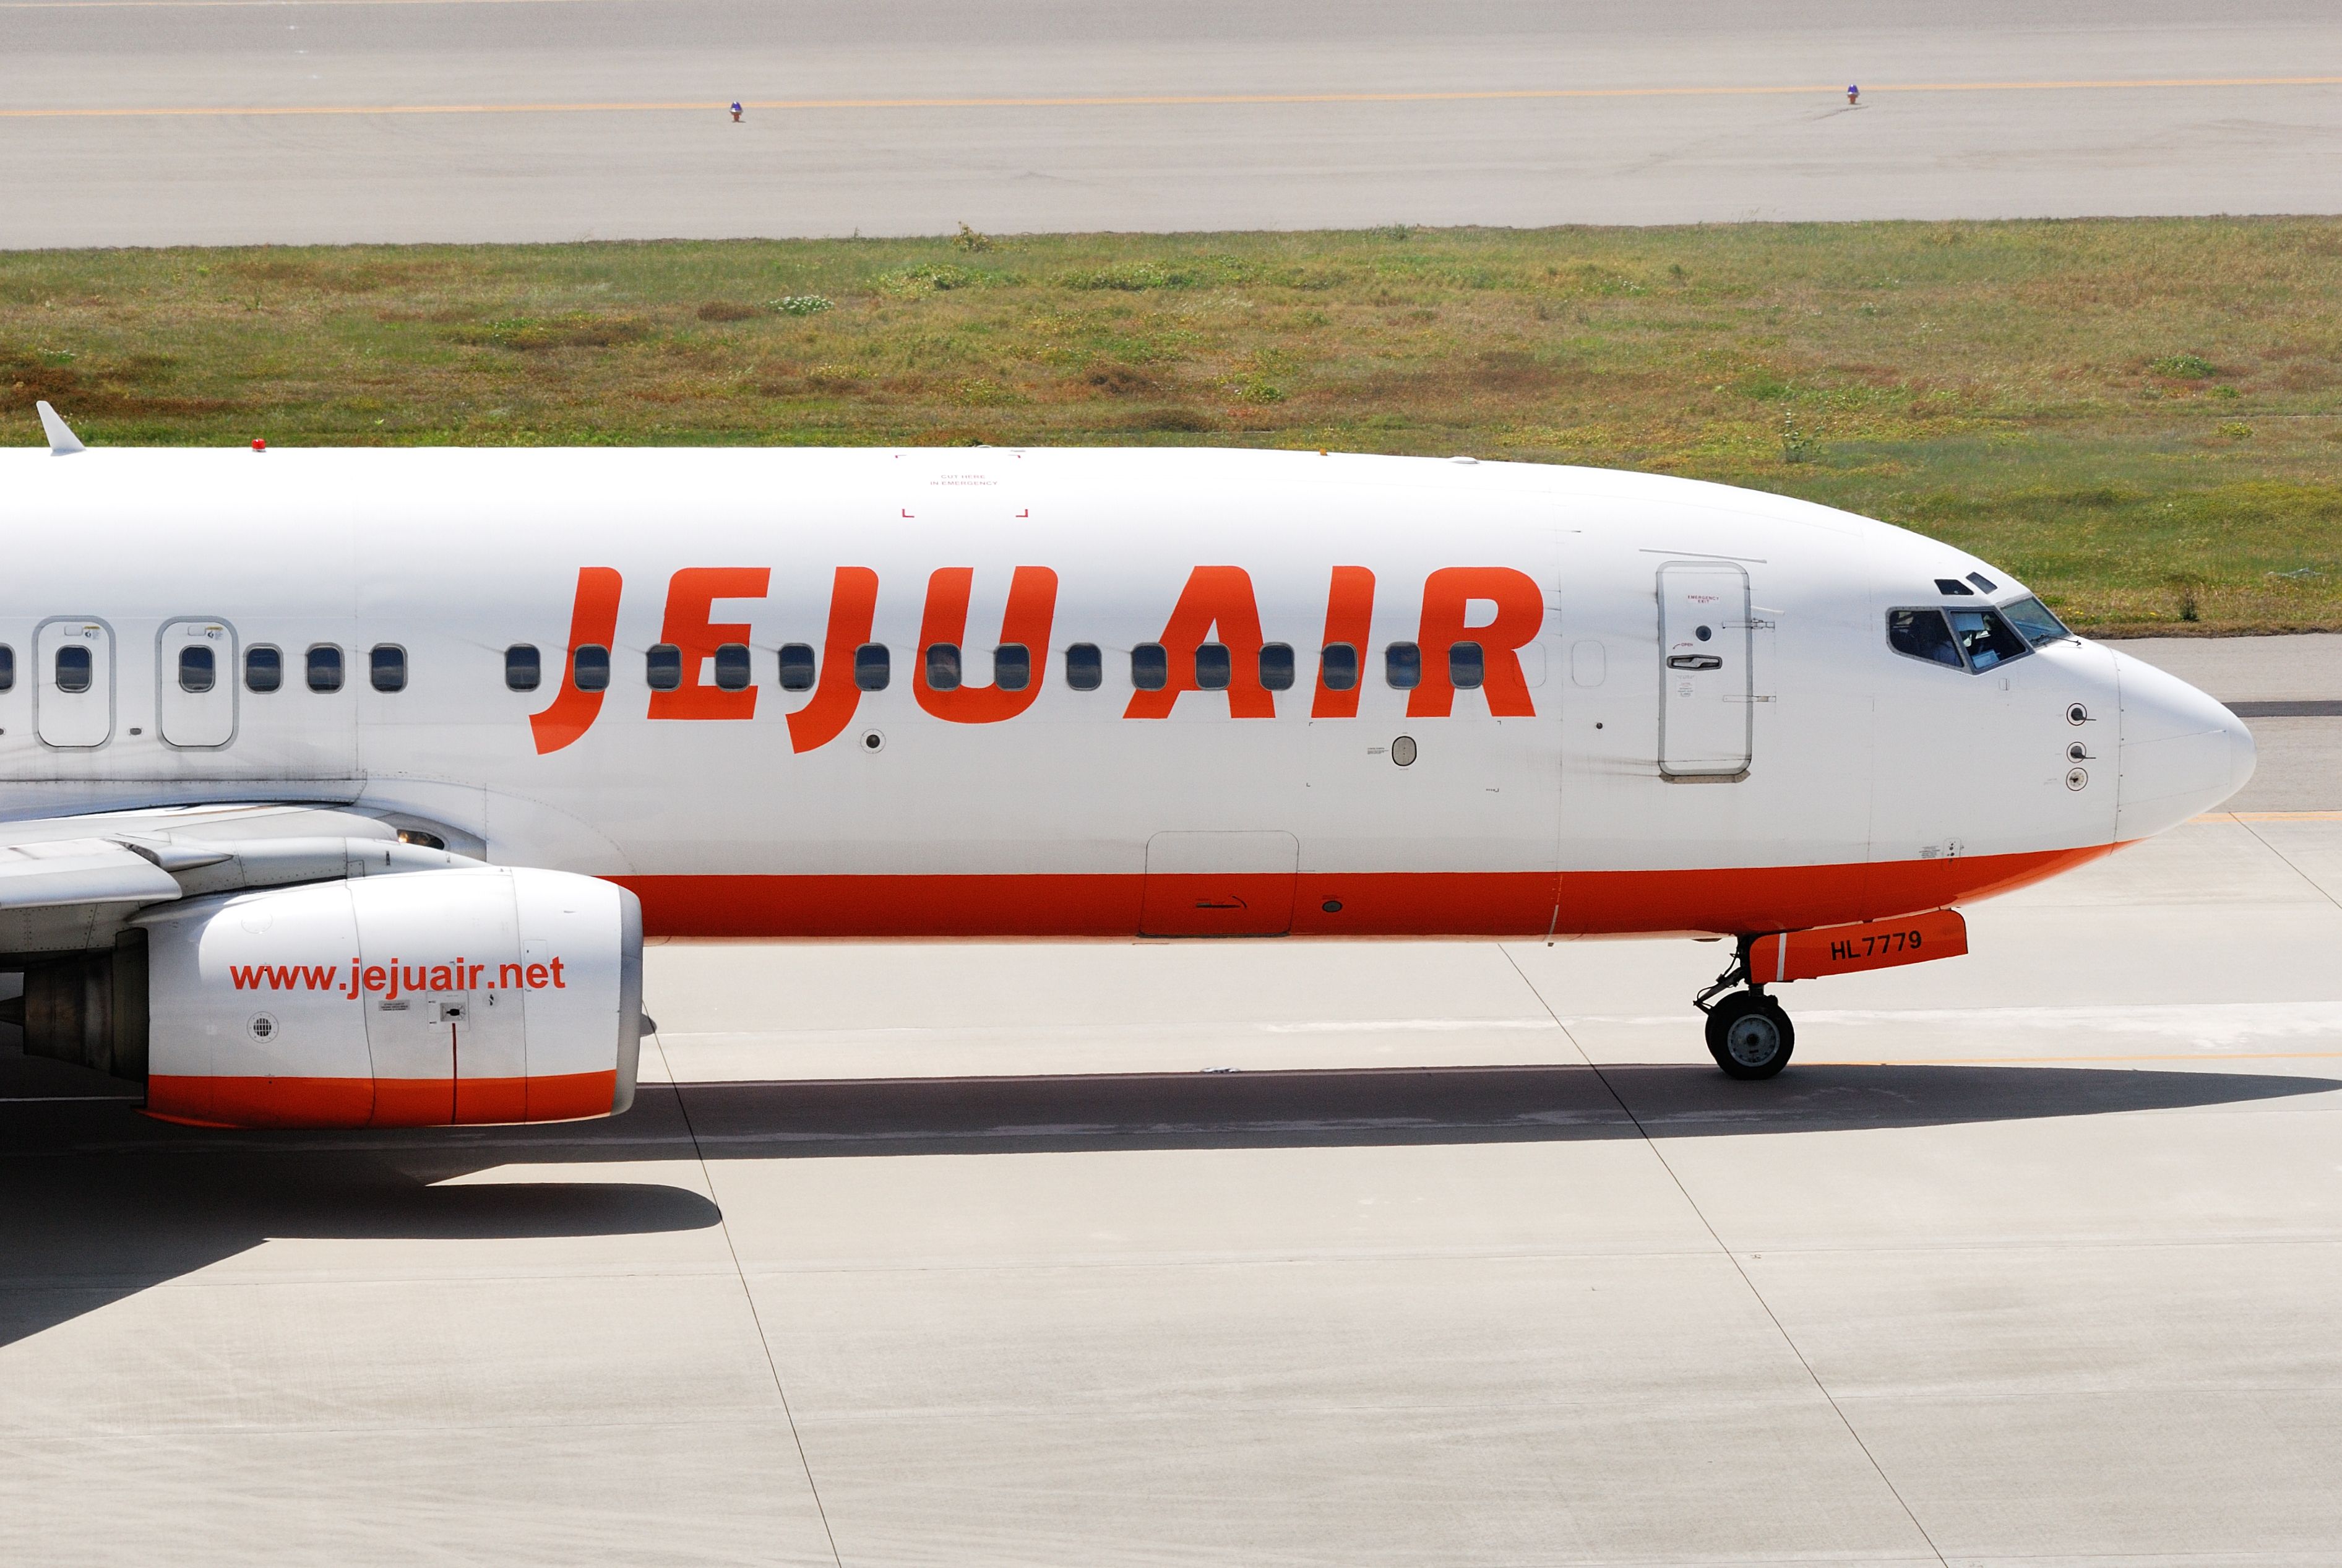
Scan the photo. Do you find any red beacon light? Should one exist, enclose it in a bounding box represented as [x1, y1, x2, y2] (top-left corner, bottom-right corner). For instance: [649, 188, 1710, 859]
[252, 438, 267, 452]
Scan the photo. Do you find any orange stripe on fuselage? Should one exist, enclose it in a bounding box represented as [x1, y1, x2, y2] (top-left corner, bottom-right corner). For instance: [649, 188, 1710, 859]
[144, 1070, 618, 1130]
[614, 843, 2114, 940]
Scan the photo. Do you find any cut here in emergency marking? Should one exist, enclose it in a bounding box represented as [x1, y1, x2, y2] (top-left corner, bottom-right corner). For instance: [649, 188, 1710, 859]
[228, 960, 569, 999]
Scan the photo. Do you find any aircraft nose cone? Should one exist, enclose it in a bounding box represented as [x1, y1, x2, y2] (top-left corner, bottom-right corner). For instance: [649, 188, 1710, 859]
[2109, 650, 2255, 838]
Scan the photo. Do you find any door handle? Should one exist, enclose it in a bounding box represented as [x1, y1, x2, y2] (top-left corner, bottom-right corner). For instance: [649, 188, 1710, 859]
[1667, 655, 1724, 671]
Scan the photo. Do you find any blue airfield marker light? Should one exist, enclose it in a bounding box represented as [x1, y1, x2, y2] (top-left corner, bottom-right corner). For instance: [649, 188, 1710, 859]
[1847, 84, 1861, 105]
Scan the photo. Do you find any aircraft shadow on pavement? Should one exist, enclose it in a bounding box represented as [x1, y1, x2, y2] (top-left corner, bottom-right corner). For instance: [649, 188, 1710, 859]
[2, 1059, 2331, 1348]
[658, 1061, 2342, 1157]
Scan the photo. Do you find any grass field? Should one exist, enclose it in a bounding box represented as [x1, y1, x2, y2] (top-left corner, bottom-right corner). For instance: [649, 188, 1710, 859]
[6, 219, 2341, 635]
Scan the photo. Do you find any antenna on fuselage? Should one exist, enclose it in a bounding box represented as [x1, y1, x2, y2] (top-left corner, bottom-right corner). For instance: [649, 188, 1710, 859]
[35, 401, 85, 455]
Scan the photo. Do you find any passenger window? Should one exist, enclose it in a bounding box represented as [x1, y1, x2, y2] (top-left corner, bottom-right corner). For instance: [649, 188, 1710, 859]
[1320, 643, 1358, 692]
[179, 645, 216, 694]
[1385, 642, 1421, 689]
[245, 646, 282, 692]
[995, 643, 1031, 692]
[306, 644, 343, 693]
[1260, 643, 1294, 691]
[854, 644, 890, 691]
[0, 644, 14, 692]
[1131, 643, 1168, 691]
[2000, 596, 2072, 648]
[925, 643, 962, 691]
[1948, 609, 2030, 673]
[645, 644, 682, 691]
[1195, 642, 1231, 691]
[1449, 642, 1484, 690]
[713, 642, 752, 691]
[573, 644, 610, 692]
[1065, 642, 1103, 691]
[370, 644, 407, 693]
[55, 645, 92, 694]
[1886, 609, 1963, 670]
[777, 643, 816, 691]
[505, 644, 541, 692]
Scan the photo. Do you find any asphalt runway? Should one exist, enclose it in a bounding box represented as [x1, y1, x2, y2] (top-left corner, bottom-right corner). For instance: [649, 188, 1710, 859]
[4, 0, 2342, 246]
[2, 634, 2338, 1564]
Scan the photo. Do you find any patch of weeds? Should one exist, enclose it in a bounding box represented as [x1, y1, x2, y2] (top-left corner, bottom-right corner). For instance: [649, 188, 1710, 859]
[1374, 224, 1414, 242]
[1780, 408, 1814, 464]
[2218, 420, 2254, 439]
[1062, 261, 1182, 292]
[876, 264, 989, 296]
[1082, 362, 1161, 397]
[2149, 353, 2216, 379]
[770, 295, 834, 316]
[958, 377, 1022, 407]
[1225, 373, 1285, 405]
[449, 314, 649, 351]
[954, 223, 992, 253]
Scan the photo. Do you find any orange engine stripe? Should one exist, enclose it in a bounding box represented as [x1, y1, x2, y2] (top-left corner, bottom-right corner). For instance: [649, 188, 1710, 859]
[613, 844, 2114, 940]
[144, 1070, 618, 1130]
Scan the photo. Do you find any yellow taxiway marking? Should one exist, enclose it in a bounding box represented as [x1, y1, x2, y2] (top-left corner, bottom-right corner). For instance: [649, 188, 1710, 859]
[6, 75, 2342, 120]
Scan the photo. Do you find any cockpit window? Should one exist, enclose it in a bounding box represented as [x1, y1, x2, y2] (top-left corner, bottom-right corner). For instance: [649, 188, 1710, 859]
[1948, 608, 2030, 672]
[1999, 595, 2072, 648]
[1887, 608, 1963, 669]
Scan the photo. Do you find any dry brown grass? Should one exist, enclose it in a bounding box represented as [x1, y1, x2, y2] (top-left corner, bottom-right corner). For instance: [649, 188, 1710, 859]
[5, 220, 2341, 633]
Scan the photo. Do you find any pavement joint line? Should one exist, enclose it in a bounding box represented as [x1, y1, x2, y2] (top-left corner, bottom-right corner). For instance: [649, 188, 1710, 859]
[655, 1035, 846, 1568]
[9, 77, 2342, 119]
[2230, 816, 2342, 917]
[2193, 811, 2342, 822]
[1494, 944, 1953, 1566]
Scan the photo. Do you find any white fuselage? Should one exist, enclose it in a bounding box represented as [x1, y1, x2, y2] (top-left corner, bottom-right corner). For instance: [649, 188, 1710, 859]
[0, 446, 2253, 943]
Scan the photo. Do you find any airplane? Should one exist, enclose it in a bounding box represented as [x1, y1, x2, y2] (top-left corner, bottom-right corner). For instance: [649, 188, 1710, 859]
[0, 402, 2254, 1129]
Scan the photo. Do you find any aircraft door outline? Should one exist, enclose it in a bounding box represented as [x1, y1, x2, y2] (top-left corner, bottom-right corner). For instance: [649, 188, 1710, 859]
[157, 618, 238, 749]
[34, 616, 115, 749]
[1656, 562, 1753, 778]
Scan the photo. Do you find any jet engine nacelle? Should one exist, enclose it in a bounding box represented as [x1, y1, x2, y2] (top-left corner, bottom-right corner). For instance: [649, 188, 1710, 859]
[129, 867, 643, 1129]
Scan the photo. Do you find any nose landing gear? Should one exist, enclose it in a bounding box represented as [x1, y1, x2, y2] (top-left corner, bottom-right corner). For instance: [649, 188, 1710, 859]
[1694, 937, 1797, 1080]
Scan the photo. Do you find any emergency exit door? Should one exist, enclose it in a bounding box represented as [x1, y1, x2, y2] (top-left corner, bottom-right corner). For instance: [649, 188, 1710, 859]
[35, 618, 113, 749]
[1657, 562, 1752, 777]
[158, 618, 237, 748]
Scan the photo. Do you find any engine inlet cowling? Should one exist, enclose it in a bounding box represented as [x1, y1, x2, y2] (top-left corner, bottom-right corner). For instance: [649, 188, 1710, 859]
[130, 867, 642, 1129]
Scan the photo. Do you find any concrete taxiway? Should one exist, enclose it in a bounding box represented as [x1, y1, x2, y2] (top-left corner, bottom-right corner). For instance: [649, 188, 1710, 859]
[2, 634, 2338, 1564]
[4, 0, 2342, 246]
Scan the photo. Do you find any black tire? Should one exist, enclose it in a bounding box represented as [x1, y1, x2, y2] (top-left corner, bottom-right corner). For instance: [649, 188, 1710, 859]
[1705, 992, 1795, 1080]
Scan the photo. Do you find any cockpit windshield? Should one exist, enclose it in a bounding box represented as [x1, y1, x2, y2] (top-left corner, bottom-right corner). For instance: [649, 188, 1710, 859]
[1947, 608, 2030, 672]
[1998, 595, 2073, 648]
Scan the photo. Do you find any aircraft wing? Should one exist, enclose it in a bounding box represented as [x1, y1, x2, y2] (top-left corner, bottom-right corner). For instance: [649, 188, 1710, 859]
[0, 838, 184, 910]
[0, 804, 475, 953]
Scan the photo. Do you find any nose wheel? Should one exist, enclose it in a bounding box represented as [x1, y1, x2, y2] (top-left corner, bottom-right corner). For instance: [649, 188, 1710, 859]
[1693, 937, 1797, 1080]
[1704, 991, 1796, 1079]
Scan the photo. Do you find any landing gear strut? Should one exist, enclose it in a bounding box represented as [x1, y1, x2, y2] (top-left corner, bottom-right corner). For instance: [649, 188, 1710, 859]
[1693, 937, 1796, 1080]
